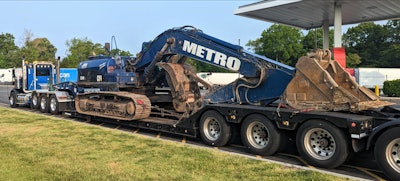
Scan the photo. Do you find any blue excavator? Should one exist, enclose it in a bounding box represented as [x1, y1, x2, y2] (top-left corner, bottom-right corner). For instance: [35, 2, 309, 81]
[75, 25, 391, 119]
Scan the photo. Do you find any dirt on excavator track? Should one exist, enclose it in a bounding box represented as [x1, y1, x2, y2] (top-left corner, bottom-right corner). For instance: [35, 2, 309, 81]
[75, 91, 151, 121]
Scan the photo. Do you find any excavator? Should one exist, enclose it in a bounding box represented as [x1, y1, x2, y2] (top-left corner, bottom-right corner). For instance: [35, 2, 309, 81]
[76, 25, 392, 119]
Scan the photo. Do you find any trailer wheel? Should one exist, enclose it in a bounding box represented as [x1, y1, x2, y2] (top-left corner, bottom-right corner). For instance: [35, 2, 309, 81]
[31, 92, 40, 109]
[9, 91, 17, 108]
[374, 127, 400, 181]
[296, 120, 349, 168]
[241, 114, 281, 156]
[39, 94, 49, 113]
[199, 110, 231, 147]
[49, 95, 59, 115]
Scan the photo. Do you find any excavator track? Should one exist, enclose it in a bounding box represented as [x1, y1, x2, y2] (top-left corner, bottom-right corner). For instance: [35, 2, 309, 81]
[75, 91, 151, 121]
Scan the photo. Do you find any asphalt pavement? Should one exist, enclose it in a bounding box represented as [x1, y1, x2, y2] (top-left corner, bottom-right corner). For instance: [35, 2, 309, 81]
[0, 85, 13, 105]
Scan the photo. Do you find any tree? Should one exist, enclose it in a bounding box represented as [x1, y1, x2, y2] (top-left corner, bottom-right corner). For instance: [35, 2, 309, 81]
[380, 20, 400, 67]
[302, 28, 334, 52]
[346, 53, 362, 68]
[342, 22, 389, 67]
[19, 38, 57, 64]
[302, 28, 361, 67]
[110, 49, 133, 57]
[13, 30, 58, 65]
[246, 24, 305, 66]
[380, 44, 400, 67]
[61, 37, 107, 68]
[0, 33, 19, 68]
[385, 20, 400, 44]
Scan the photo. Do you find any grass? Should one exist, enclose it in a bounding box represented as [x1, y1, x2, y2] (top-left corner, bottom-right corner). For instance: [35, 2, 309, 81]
[0, 107, 348, 181]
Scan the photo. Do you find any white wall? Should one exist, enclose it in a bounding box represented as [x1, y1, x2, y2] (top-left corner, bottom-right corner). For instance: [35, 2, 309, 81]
[356, 68, 400, 88]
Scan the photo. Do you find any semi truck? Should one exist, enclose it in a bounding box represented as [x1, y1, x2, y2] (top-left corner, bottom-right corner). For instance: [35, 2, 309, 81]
[8, 58, 77, 113]
[9, 26, 400, 180]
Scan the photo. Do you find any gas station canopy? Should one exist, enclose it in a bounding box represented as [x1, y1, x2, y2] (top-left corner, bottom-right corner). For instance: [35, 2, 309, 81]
[234, 0, 400, 30]
[234, 0, 400, 67]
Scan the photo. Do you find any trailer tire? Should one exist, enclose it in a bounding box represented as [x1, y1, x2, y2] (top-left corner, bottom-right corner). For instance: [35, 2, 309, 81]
[296, 120, 349, 168]
[9, 91, 17, 108]
[31, 92, 40, 109]
[374, 127, 400, 181]
[241, 114, 281, 156]
[49, 95, 59, 115]
[39, 94, 49, 113]
[199, 110, 231, 147]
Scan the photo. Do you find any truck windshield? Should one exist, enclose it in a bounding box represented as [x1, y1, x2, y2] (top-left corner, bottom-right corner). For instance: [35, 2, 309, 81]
[36, 68, 50, 76]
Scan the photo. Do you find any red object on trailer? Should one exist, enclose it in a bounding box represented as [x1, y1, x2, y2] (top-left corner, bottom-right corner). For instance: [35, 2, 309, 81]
[345, 68, 354, 76]
[333, 47, 346, 68]
[332, 47, 354, 77]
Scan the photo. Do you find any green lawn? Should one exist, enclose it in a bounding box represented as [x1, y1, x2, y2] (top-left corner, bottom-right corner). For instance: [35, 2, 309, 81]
[0, 107, 348, 181]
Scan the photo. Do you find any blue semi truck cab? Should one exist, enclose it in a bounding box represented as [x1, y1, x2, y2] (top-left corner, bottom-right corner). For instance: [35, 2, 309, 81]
[9, 60, 56, 106]
[9, 59, 77, 114]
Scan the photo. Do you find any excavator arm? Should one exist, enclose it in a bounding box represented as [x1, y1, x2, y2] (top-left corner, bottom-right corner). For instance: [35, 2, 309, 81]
[132, 26, 295, 113]
[134, 26, 294, 78]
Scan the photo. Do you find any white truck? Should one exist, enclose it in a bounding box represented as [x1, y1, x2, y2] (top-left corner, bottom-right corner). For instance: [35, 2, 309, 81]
[0, 68, 13, 84]
[355, 67, 400, 92]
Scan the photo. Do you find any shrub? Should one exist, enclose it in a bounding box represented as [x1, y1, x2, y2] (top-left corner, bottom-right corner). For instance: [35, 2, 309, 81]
[383, 79, 400, 97]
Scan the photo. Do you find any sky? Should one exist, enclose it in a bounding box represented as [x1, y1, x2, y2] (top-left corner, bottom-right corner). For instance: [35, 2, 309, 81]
[0, 1, 388, 58]
[0, 0, 270, 57]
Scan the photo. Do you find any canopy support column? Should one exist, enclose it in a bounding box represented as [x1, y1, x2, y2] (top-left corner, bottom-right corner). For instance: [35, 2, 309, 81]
[323, 20, 330, 49]
[334, 2, 342, 47]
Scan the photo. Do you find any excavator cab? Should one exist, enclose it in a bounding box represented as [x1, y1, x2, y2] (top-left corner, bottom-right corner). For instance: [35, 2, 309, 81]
[284, 49, 394, 112]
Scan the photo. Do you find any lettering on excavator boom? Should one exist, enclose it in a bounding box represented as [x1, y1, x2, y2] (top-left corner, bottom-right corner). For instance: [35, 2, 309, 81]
[182, 40, 241, 71]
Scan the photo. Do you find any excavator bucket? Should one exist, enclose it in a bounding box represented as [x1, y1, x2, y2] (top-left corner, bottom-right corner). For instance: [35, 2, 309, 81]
[157, 62, 204, 113]
[284, 49, 394, 112]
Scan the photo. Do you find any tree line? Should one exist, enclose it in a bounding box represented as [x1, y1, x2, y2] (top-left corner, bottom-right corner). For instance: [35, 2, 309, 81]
[0, 31, 133, 69]
[247, 20, 400, 68]
[0, 20, 399, 71]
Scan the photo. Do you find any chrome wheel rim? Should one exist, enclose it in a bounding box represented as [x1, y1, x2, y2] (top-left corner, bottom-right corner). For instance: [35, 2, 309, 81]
[203, 117, 220, 141]
[304, 128, 336, 160]
[385, 138, 400, 173]
[32, 95, 38, 107]
[40, 97, 47, 110]
[9, 94, 14, 105]
[246, 121, 269, 149]
[50, 97, 57, 112]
